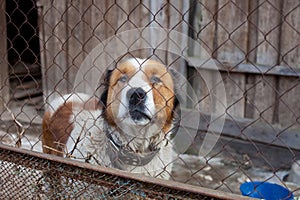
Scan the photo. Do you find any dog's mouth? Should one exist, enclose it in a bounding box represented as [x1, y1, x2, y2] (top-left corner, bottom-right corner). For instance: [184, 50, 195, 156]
[129, 108, 152, 123]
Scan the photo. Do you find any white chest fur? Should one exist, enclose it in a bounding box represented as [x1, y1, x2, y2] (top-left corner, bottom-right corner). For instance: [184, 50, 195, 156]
[65, 106, 174, 178]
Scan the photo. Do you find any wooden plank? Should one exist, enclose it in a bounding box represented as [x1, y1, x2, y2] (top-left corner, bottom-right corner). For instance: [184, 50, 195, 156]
[0, 0, 9, 112]
[39, 0, 68, 104]
[188, 64, 246, 118]
[90, 0, 106, 42]
[215, 0, 249, 119]
[256, 0, 282, 66]
[37, 0, 47, 105]
[244, 75, 276, 123]
[149, 0, 168, 63]
[166, 0, 189, 75]
[191, 0, 218, 59]
[80, 0, 100, 54]
[244, 75, 255, 118]
[253, 75, 276, 124]
[244, 0, 279, 126]
[280, 0, 300, 69]
[216, 0, 249, 64]
[65, 0, 98, 94]
[165, 0, 190, 108]
[188, 67, 223, 114]
[104, 0, 143, 60]
[187, 57, 300, 77]
[118, 0, 144, 59]
[139, 0, 152, 58]
[221, 72, 245, 118]
[13, 88, 43, 100]
[180, 109, 300, 151]
[104, 1, 137, 40]
[278, 76, 300, 128]
[73, 0, 106, 95]
[246, 0, 258, 63]
[65, 0, 83, 93]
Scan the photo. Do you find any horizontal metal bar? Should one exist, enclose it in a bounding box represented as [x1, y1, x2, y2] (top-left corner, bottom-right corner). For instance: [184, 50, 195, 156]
[0, 143, 251, 200]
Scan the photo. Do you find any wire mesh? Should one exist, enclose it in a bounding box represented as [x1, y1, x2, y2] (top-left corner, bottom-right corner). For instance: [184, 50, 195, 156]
[0, 144, 245, 200]
[0, 0, 299, 199]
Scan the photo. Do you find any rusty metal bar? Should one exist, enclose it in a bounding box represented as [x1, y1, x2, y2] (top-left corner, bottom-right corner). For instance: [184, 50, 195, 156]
[0, 144, 250, 199]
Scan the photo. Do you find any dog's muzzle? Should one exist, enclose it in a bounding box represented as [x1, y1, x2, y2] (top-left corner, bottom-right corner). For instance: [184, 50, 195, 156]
[127, 87, 151, 122]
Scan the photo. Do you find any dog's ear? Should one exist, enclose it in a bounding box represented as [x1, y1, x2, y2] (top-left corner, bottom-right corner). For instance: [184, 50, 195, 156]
[99, 69, 112, 108]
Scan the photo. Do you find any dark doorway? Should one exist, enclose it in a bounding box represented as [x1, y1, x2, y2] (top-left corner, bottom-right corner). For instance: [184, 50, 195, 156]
[6, 0, 42, 102]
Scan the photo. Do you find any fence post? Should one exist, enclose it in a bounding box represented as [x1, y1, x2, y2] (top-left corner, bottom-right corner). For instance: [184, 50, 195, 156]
[0, 0, 9, 113]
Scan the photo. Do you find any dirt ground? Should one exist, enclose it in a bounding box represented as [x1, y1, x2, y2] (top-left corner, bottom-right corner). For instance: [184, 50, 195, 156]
[0, 101, 299, 198]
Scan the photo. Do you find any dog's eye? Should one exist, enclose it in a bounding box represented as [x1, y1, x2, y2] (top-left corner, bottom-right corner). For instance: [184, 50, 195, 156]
[151, 76, 162, 84]
[118, 75, 128, 83]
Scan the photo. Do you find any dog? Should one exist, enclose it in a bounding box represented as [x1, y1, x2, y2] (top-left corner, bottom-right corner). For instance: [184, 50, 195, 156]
[42, 58, 180, 179]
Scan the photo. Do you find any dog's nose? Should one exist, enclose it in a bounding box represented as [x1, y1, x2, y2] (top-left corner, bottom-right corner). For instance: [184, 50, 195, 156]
[127, 87, 147, 106]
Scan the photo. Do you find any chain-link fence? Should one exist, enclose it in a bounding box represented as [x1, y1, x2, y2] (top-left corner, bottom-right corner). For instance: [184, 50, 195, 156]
[0, 0, 299, 199]
[2, 143, 247, 199]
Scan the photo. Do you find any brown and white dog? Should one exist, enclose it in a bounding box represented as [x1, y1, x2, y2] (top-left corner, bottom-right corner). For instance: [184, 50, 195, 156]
[42, 58, 180, 179]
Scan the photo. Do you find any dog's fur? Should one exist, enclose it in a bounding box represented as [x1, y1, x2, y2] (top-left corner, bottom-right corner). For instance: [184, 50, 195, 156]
[42, 58, 180, 179]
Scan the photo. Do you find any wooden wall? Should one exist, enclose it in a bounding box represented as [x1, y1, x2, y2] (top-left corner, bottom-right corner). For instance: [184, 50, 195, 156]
[0, 0, 298, 130]
[0, 0, 9, 112]
[38, 0, 189, 103]
[188, 0, 300, 132]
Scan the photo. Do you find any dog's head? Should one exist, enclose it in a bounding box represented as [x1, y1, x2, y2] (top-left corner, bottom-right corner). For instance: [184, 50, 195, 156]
[101, 58, 179, 140]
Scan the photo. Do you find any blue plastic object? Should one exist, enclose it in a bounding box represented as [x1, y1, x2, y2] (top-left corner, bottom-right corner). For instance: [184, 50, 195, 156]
[240, 181, 294, 200]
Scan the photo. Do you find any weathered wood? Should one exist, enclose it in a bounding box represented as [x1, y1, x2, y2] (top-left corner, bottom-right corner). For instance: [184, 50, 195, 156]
[14, 88, 43, 100]
[244, 75, 255, 118]
[16, 80, 42, 90]
[192, 0, 218, 59]
[246, 0, 281, 125]
[280, 0, 300, 68]
[139, 0, 152, 58]
[187, 57, 300, 77]
[215, 0, 249, 119]
[90, 0, 106, 42]
[221, 72, 245, 118]
[71, 0, 108, 95]
[188, 68, 222, 114]
[193, 69, 211, 113]
[246, 0, 258, 63]
[216, 0, 249, 64]
[244, 75, 276, 123]
[278, 77, 300, 128]
[102, 0, 146, 61]
[37, 0, 46, 104]
[181, 109, 300, 151]
[256, 0, 282, 66]
[166, 0, 189, 75]
[117, 0, 144, 59]
[39, 0, 69, 104]
[9, 63, 41, 76]
[188, 65, 246, 118]
[0, 0, 9, 112]
[65, 0, 85, 93]
[149, 0, 168, 63]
